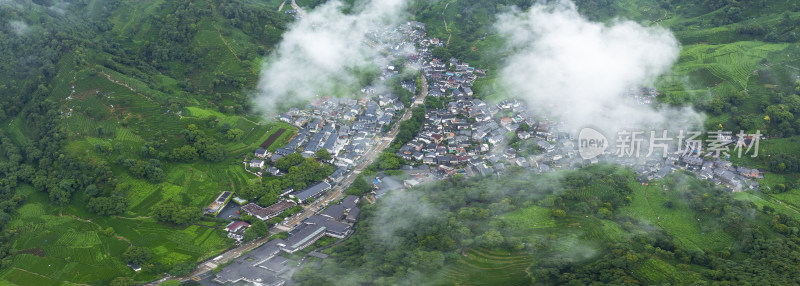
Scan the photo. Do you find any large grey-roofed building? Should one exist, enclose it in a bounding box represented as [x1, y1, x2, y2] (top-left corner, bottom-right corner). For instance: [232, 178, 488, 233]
[304, 131, 327, 154]
[213, 239, 287, 285]
[320, 205, 346, 221]
[280, 223, 327, 253]
[340, 195, 359, 211]
[346, 207, 361, 223]
[322, 131, 339, 152]
[290, 182, 331, 203]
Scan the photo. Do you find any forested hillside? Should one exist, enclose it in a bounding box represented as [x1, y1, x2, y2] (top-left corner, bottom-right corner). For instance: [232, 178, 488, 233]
[0, 0, 293, 284]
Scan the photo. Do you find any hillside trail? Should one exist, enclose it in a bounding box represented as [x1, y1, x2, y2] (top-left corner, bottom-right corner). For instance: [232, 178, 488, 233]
[58, 211, 133, 246]
[12, 267, 92, 286]
[98, 71, 154, 102]
[641, 185, 662, 226]
[443, 1, 453, 46]
[212, 24, 258, 76]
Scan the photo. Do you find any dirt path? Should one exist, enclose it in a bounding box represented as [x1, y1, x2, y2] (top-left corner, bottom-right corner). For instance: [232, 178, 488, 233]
[112, 215, 152, 220]
[443, 1, 453, 46]
[212, 24, 258, 76]
[100, 72, 137, 93]
[291, 0, 306, 17]
[641, 185, 662, 226]
[59, 211, 134, 246]
[12, 267, 92, 286]
[97, 71, 157, 105]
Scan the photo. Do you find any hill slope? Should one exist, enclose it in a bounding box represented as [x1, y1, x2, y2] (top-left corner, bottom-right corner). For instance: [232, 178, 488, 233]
[0, 0, 293, 284]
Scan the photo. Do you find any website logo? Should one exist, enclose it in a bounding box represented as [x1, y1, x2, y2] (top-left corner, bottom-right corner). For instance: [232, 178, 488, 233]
[578, 127, 608, 160]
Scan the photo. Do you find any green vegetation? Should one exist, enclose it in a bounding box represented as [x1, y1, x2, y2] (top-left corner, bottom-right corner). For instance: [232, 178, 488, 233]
[2, 0, 800, 284]
[0, 0, 295, 284]
[295, 166, 800, 285]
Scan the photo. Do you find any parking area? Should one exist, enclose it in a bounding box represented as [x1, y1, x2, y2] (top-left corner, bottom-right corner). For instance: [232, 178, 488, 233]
[216, 202, 243, 220]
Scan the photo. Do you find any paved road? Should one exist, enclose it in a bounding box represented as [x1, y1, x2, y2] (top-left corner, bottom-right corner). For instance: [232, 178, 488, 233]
[179, 76, 428, 283]
[283, 75, 428, 228]
[290, 0, 306, 17]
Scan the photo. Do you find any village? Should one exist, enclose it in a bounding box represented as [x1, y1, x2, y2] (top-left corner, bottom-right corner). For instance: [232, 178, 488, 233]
[196, 19, 763, 286]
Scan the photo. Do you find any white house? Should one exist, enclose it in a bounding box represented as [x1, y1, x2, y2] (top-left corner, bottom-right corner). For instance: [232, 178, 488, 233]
[249, 159, 265, 169]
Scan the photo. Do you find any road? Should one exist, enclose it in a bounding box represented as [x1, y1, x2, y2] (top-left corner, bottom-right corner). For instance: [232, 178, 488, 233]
[282, 75, 428, 228]
[290, 0, 306, 17]
[180, 75, 428, 283]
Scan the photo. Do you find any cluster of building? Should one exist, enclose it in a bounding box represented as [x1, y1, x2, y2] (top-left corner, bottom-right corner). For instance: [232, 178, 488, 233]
[619, 152, 761, 191]
[212, 238, 289, 286]
[211, 21, 431, 285]
[209, 18, 769, 286]
[213, 196, 361, 285]
[268, 96, 403, 169]
[386, 26, 762, 194]
[280, 195, 360, 253]
[245, 21, 429, 172]
[394, 32, 568, 178]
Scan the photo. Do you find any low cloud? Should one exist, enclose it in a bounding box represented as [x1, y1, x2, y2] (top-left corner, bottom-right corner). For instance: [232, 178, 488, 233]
[8, 20, 29, 35]
[253, 0, 410, 116]
[370, 189, 442, 246]
[495, 0, 703, 134]
[47, 0, 69, 15]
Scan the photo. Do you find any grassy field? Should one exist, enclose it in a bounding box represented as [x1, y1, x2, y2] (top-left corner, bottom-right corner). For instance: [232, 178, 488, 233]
[441, 248, 533, 286]
[0, 184, 234, 284]
[500, 205, 555, 231]
[631, 257, 704, 284]
[619, 181, 735, 251]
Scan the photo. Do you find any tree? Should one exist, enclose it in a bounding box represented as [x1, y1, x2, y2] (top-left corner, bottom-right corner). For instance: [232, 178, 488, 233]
[110, 277, 136, 286]
[242, 220, 270, 241]
[201, 143, 226, 162]
[169, 145, 199, 162]
[168, 261, 197, 276]
[129, 161, 148, 178]
[219, 122, 232, 133]
[766, 104, 794, 123]
[123, 246, 152, 264]
[88, 195, 129, 215]
[276, 153, 304, 171]
[225, 128, 244, 140]
[144, 163, 165, 183]
[49, 187, 72, 205]
[315, 149, 332, 161]
[477, 229, 504, 248]
[85, 184, 99, 197]
[346, 174, 374, 196]
[258, 194, 279, 207]
[152, 203, 202, 225]
[377, 153, 401, 170]
[765, 31, 779, 42]
[181, 124, 202, 143]
[432, 46, 452, 60]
